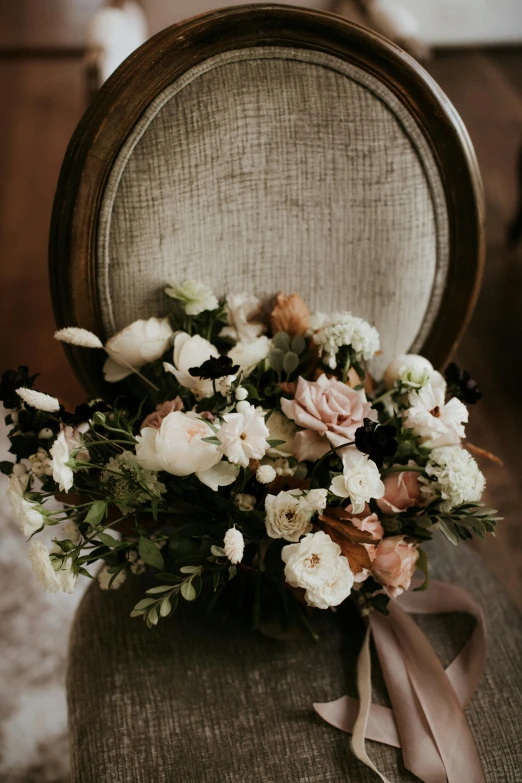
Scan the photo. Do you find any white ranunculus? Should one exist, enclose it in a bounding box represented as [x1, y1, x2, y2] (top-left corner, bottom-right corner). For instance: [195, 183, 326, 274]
[103, 317, 174, 382]
[164, 332, 220, 399]
[217, 404, 270, 468]
[383, 354, 446, 392]
[282, 531, 354, 609]
[220, 293, 265, 343]
[135, 411, 222, 478]
[50, 431, 74, 492]
[266, 410, 297, 458]
[165, 280, 218, 315]
[6, 474, 46, 536]
[265, 490, 314, 542]
[423, 445, 485, 512]
[227, 336, 270, 378]
[223, 527, 244, 564]
[404, 384, 468, 448]
[330, 446, 385, 514]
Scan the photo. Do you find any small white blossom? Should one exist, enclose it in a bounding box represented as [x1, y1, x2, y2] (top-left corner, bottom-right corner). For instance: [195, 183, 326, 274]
[54, 327, 104, 349]
[282, 531, 354, 609]
[312, 312, 380, 369]
[224, 527, 244, 564]
[6, 474, 46, 536]
[422, 446, 485, 512]
[256, 464, 277, 484]
[236, 400, 250, 414]
[404, 384, 468, 448]
[12, 463, 28, 478]
[233, 493, 256, 511]
[97, 564, 127, 590]
[50, 431, 74, 492]
[217, 404, 270, 468]
[38, 428, 54, 439]
[330, 446, 384, 514]
[165, 280, 218, 315]
[235, 386, 248, 401]
[16, 388, 60, 412]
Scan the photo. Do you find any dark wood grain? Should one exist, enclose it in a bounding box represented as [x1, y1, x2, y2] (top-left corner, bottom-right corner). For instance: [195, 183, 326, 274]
[48, 4, 484, 398]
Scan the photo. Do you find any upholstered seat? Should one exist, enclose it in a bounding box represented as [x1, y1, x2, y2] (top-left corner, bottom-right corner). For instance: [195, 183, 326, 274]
[49, 6, 520, 781]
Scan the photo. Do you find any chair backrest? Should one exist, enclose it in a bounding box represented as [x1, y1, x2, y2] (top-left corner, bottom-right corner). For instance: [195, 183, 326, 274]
[50, 4, 484, 396]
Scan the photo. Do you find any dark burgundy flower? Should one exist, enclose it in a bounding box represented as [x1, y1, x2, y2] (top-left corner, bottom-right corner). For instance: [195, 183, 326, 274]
[355, 418, 397, 469]
[0, 367, 39, 409]
[61, 400, 111, 427]
[445, 362, 482, 405]
[189, 355, 239, 380]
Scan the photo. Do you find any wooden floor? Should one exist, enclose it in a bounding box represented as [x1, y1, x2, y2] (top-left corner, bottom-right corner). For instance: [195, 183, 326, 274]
[0, 2, 521, 607]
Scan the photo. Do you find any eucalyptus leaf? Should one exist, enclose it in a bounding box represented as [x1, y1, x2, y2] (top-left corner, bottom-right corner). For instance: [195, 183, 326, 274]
[283, 351, 299, 375]
[291, 335, 306, 355]
[269, 348, 284, 373]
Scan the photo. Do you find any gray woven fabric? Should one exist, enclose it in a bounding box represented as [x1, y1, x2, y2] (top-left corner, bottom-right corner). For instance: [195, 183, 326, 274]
[97, 47, 449, 376]
[67, 538, 522, 782]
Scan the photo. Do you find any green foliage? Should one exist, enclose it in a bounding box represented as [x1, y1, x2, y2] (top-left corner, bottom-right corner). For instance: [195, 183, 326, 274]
[138, 535, 165, 570]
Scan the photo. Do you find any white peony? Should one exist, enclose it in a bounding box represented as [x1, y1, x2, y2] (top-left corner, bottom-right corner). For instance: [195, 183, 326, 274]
[6, 474, 46, 536]
[384, 354, 445, 392]
[223, 527, 244, 564]
[28, 540, 77, 594]
[227, 336, 270, 378]
[220, 293, 265, 343]
[50, 431, 75, 492]
[196, 460, 238, 492]
[330, 446, 385, 514]
[136, 411, 221, 477]
[104, 317, 174, 382]
[265, 490, 314, 542]
[423, 445, 485, 512]
[266, 410, 297, 458]
[165, 280, 218, 315]
[404, 384, 468, 448]
[312, 312, 380, 369]
[217, 404, 270, 468]
[282, 531, 354, 609]
[164, 332, 221, 399]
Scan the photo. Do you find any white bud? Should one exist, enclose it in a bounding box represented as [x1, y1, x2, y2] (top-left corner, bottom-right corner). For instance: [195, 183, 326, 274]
[38, 428, 54, 439]
[42, 458, 53, 476]
[236, 400, 250, 414]
[12, 463, 27, 477]
[32, 461, 45, 477]
[256, 464, 277, 484]
[224, 527, 244, 565]
[234, 386, 248, 401]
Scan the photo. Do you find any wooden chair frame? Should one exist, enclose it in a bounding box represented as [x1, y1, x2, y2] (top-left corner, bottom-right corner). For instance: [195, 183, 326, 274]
[49, 3, 484, 398]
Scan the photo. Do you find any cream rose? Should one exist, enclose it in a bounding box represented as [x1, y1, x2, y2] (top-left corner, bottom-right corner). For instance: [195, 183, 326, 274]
[282, 531, 354, 609]
[330, 447, 385, 514]
[281, 374, 376, 462]
[103, 317, 174, 382]
[265, 490, 314, 542]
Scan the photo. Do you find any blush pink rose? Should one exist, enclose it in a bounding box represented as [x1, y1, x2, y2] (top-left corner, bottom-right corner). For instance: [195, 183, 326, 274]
[346, 503, 384, 540]
[280, 374, 376, 461]
[371, 536, 419, 597]
[141, 398, 184, 430]
[376, 465, 421, 515]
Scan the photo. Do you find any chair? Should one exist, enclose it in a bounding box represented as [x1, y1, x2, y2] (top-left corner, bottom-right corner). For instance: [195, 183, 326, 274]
[49, 6, 521, 781]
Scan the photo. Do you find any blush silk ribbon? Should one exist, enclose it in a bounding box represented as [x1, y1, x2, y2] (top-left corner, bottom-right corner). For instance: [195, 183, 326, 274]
[313, 581, 487, 783]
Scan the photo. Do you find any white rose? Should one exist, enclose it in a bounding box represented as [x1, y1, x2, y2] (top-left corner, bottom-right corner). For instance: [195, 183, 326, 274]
[164, 332, 220, 399]
[103, 317, 174, 382]
[227, 336, 270, 378]
[282, 531, 353, 608]
[165, 280, 218, 315]
[266, 410, 297, 458]
[264, 490, 314, 542]
[135, 411, 222, 478]
[220, 293, 265, 343]
[50, 431, 74, 492]
[6, 474, 46, 536]
[217, 404, 270, 468]
[28, 541, 77, 594]
[303, 488, 328, 513]
[330, 446, 385, 514]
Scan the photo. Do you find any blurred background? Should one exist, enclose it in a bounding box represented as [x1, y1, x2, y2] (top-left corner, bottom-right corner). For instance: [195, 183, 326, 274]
[0, 1, 521, 781]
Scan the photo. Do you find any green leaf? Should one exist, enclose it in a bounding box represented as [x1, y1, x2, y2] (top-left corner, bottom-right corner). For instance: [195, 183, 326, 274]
[272, 332, 291, 351]
[159, 597, 172, 617]
[269, 348, 284, 373]
[291, 335, 306, 355]
[139, 535, 165, 570]
[179, 565, 201, 574]
[132, 597, 156, 612]
[414, 548, 429, 591]
[85, 500, 107, 528]
[97, 532, 119, 547]
[210, 545, 226, 557]
[438, 519, 460, 546]
[145, 584, 173, 594]
[283, 351, 299, 375]
[267, 439, 286, 448]
[181, 581, 196, 601]
[202, 436, 221, 444]
[155, 572, 183, 583]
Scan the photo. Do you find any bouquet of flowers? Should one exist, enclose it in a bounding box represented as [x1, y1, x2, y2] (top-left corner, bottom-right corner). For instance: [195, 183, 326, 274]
[1, 282, 498, 634]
